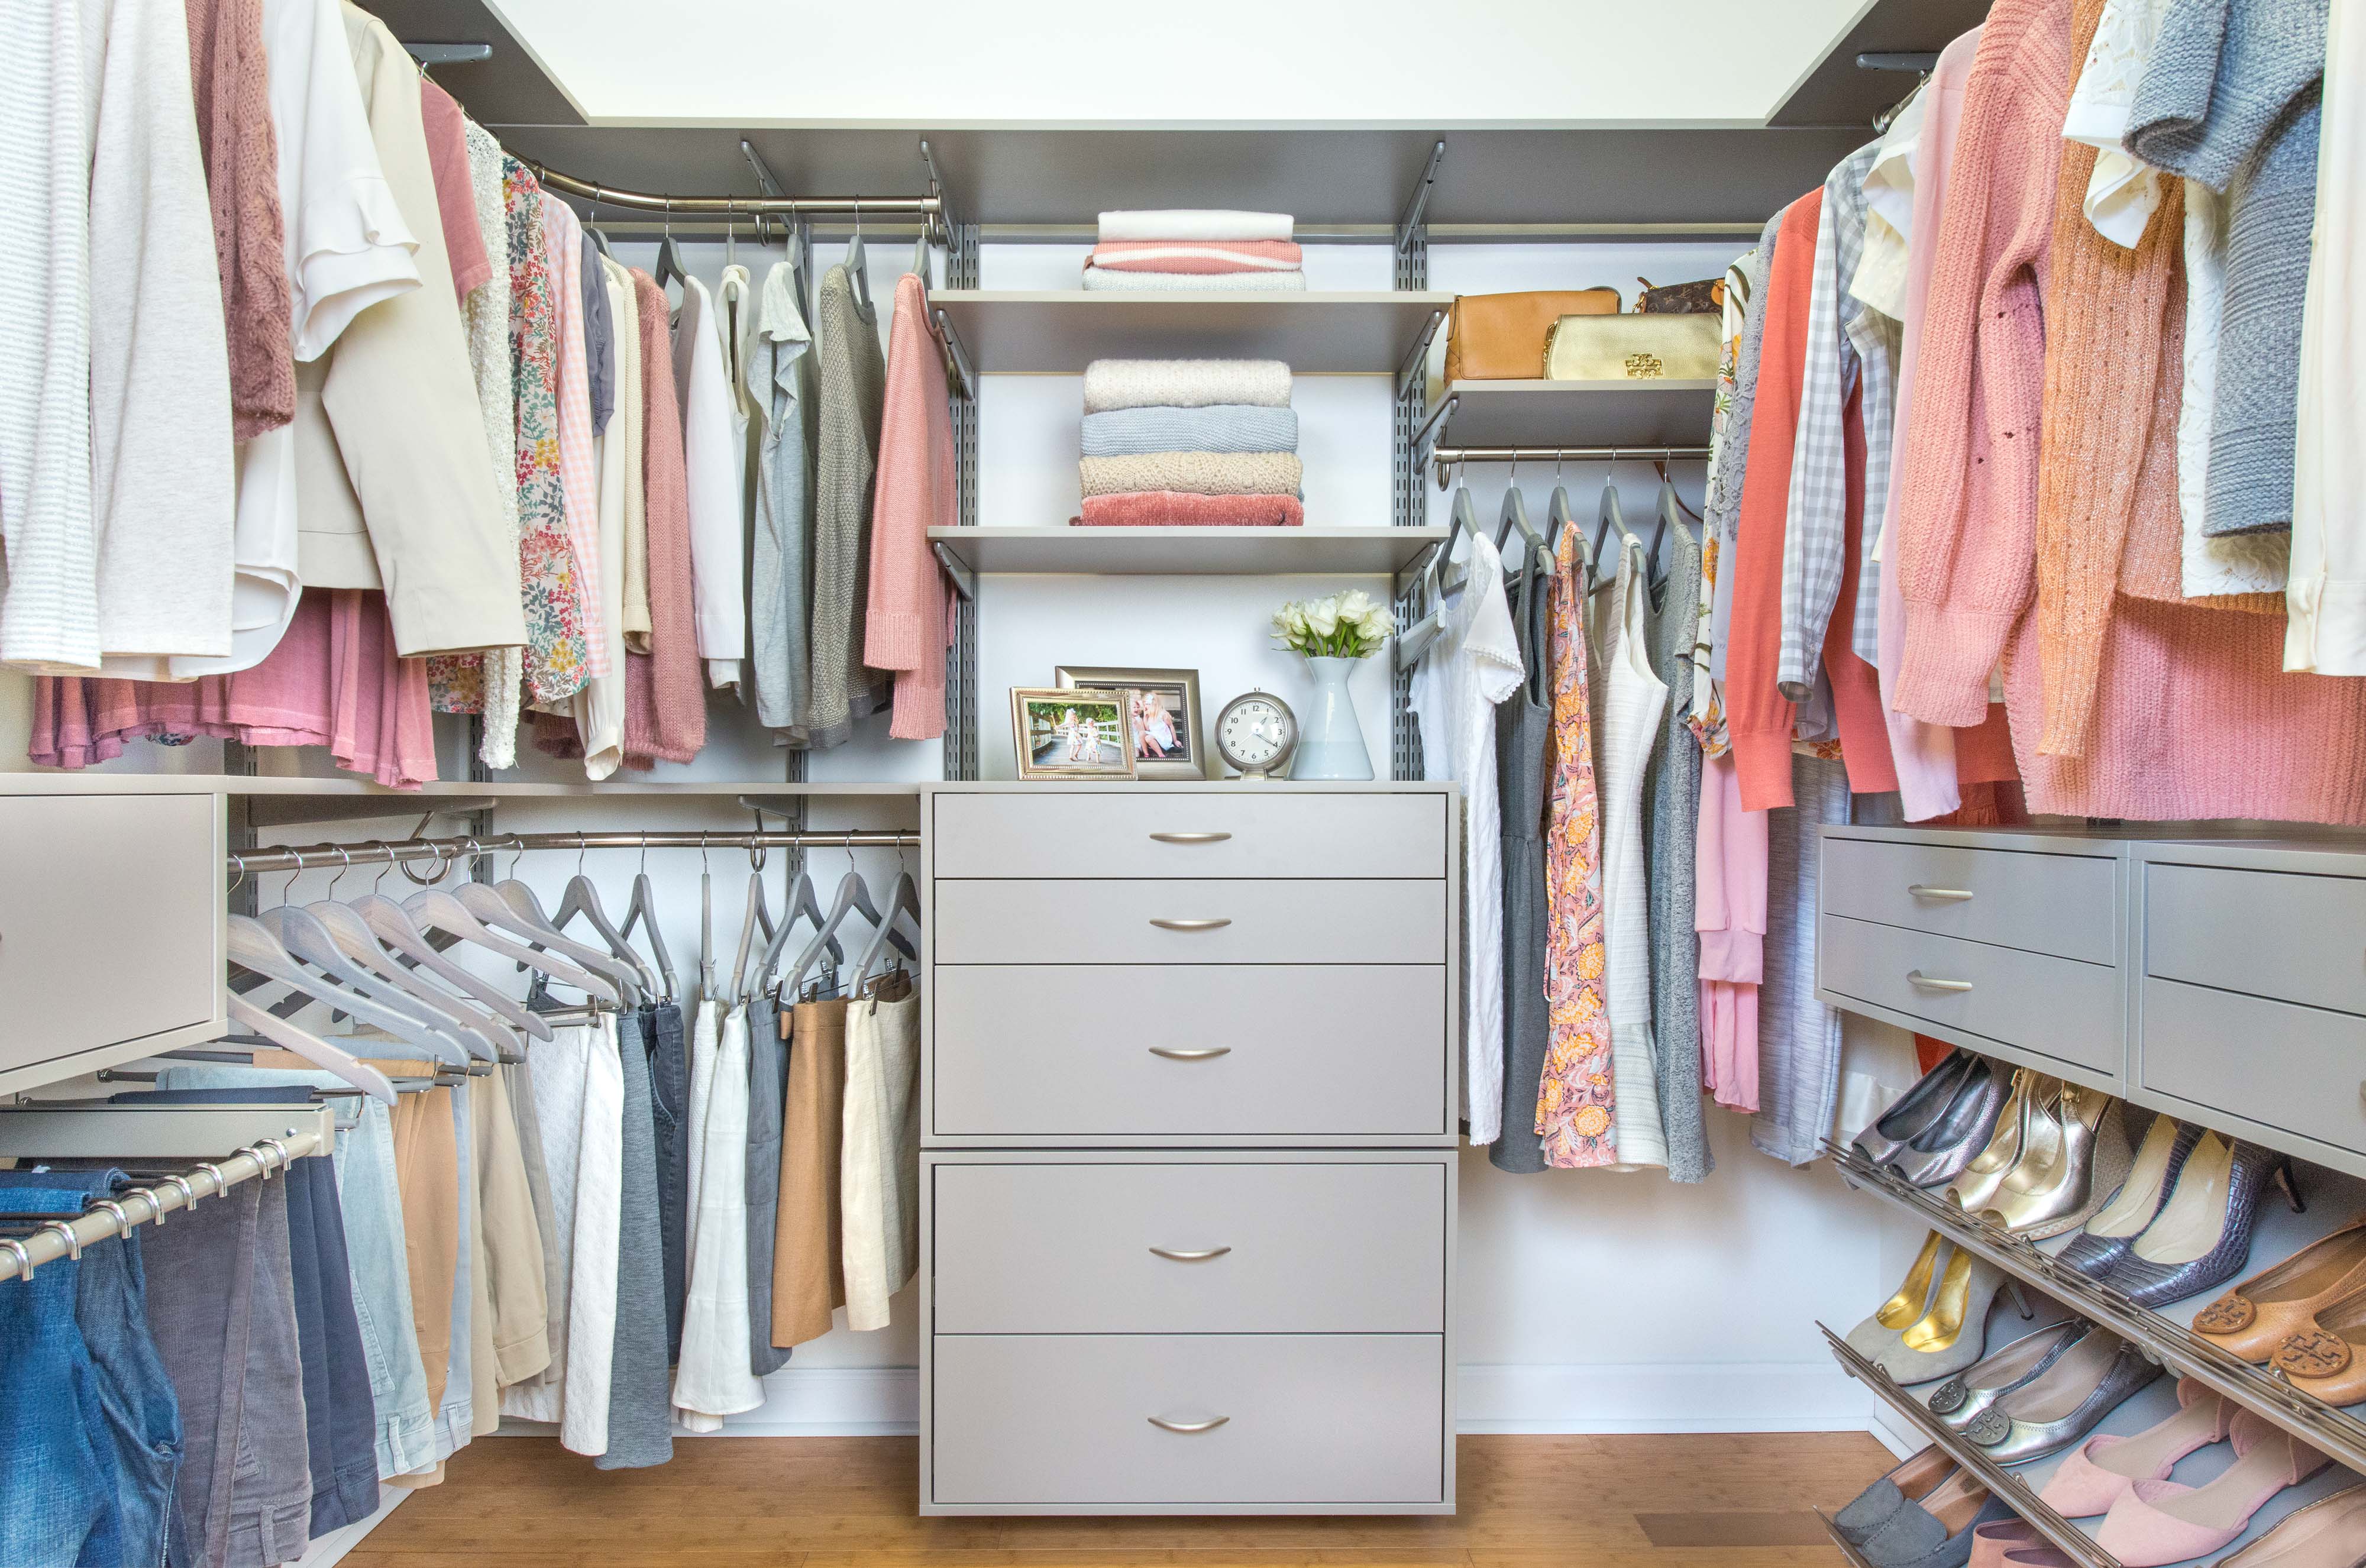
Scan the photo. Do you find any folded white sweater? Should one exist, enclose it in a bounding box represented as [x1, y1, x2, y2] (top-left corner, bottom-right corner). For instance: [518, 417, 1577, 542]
[1097, 209, 1293, 243]
[1082, 266, 1307, 292]
[1078, 450, 1303, 498]
[1082, 358, 1292, 413]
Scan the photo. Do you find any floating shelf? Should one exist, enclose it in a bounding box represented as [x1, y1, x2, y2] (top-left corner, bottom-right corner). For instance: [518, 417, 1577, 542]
[0, 774, 923, 799]
[927, 291, 1453, 374]
[927, 526, 1444, 577]
[1439, 379, 1717, 450]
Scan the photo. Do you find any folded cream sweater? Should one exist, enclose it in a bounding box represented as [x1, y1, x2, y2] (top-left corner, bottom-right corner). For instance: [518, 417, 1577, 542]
[1081, 358, 1292, 412]
[1078, 450, 1302, 498]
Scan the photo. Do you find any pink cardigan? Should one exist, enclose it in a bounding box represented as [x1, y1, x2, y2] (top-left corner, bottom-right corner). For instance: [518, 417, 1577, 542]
[864, 273, 955, 742]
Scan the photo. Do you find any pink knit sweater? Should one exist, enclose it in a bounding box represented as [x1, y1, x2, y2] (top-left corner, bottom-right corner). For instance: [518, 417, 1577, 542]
[863, 273, 955, 742]
[1892, 0, 2366, 823]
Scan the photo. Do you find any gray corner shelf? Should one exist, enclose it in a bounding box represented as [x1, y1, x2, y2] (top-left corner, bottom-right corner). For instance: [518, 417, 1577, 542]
[927, 291, 1453, 374]
[1439, 379, 1717, 450]
[927, 526, 1443, 577]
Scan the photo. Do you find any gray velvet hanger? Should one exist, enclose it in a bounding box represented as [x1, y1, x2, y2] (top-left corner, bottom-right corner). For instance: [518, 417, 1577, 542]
[550, 836, 661, 998]
[402, 872, 622, 1007]
[354, 889, 552, 1043]
[728, 848, 780, 1005]
[484, 877, 642, 1006]
[1495, 458, 1544, 563]
[786, 869, 890, 998]
[618, 859, 678, 1003]
[852, 871, 922, 988]
[755, 861, 842, 997]
[1396, 466, 1480, 673]
[842, 203, 872, 314]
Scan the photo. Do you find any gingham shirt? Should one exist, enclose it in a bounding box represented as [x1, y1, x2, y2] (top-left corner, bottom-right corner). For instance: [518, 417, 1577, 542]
[1776, 143, 1895, 697]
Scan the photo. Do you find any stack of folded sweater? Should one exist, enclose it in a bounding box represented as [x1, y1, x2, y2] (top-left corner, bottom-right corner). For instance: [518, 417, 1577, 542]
[1078, 358, 1304, 526]
[1083, 209, 1305, 291]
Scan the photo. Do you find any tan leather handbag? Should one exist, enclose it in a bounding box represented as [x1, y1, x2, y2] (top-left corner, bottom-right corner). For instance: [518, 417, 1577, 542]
[1444, 289, 1620, 381]
[1544, 312, 1721, 382]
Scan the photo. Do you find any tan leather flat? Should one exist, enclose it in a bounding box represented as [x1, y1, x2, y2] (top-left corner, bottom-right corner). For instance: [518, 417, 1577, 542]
[2193, 1220, 2366, 1363]
[2274, 1282, 2366, 1405]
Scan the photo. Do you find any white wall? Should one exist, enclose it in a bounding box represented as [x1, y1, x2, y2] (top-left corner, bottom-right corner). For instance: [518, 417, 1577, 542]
[489, 0, 1865, 127]
[7, 230, 1916, 1437]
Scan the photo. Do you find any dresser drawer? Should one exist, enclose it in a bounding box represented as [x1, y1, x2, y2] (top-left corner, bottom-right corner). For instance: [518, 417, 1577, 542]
[932, 1159, 1447, 1334]
[1819, 913, 2121, 1075]
[932, 880, 1447, 965]
[2138, 977, 2366, 1160]
[930, 965, 1447, 1140]
[1821, 836, 2118, 965]
[929, 1333, 1445, 1507]
[932, 790, 1448, 880]
[2146, 863, 2366, 1019]
[0, 791, 223, 1092]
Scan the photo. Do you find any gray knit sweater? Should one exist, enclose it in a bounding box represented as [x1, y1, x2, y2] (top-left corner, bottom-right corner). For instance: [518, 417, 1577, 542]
[1644, 511, 1711, 1183]
[2127, 0, 2330, 536]
[807, 264, 890, 748]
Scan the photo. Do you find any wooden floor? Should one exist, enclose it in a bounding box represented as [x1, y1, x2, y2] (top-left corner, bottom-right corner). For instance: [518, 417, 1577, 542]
[346, 1431, 1892, 1567]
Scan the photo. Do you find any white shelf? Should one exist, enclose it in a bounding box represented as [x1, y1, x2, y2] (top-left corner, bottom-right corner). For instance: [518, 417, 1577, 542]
[0, 774, 922, 799]
[1439, 379, 1717, 450]
[928, 526, 1443, 577]
[929, 290, 1452, 374]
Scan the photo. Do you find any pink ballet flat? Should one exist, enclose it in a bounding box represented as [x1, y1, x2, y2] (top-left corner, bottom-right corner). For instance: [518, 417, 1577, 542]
[2095, 1411, 2332, 1568]
[2038, 1379, 2234, 1518]
[1970, 1519, 2050, 1568]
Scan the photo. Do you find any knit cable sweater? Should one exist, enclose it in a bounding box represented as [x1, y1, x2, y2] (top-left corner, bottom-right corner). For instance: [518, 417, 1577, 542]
[1891, 0, 2074, 730]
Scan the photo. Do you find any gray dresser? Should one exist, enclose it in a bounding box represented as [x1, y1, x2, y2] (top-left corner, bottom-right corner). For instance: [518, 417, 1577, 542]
[919, 781, 1459, 1515]
[1815, 826, 2366, 1182]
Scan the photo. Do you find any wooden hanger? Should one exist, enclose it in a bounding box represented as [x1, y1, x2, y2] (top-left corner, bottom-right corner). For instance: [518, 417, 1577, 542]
[1397, 465, 1480, 672]
[227, 915, 466, 1065]
[221, 994, 399, 1105]
[483, 877, 643, 1006]
[1495, 457, 1544, 564]
[306, 897, 509, 1062]
[351, 885, 554, 1043]
[402, 869, 622, 1007]
[618, 860, 678, 1003]
[550, 836, 661, 998]
[786, 868, 890, 999]
[727, 847, 779, 1005]
[260, 905, 477, 1063]
[852, 871, 922, 988]
[755, 859, 842, 998]
[652, 199, 688, 296]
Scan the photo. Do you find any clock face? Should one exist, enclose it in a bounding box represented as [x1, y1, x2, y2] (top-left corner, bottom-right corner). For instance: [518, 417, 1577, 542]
[1219, 696, 1291, 768]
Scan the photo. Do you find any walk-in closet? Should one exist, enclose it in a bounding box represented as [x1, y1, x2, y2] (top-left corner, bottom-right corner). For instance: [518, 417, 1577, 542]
[7, 0, 2366, 1563]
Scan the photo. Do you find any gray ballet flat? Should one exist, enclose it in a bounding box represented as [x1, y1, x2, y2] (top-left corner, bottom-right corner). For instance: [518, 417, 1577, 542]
[1927, 1319, 2093, 1432]
[1959, 1333, 2163, 1466]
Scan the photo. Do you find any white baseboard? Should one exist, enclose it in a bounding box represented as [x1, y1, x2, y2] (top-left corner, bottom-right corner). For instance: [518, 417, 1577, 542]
[287, 1486, 408, 1568]
[500, 1362, 1880, 1440]
[1866, 1401, 1924, 1459]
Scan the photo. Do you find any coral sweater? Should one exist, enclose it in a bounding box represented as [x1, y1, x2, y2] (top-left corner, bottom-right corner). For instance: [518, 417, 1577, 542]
[864, 273, 955, 741]
[1727, 190, 1824, 812]
[1895, 0, 2366, 823]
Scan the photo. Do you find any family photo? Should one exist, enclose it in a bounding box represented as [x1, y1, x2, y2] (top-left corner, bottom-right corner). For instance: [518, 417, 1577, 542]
[1055, 666, 1205, 780]
[1011, 690, 1136, 778]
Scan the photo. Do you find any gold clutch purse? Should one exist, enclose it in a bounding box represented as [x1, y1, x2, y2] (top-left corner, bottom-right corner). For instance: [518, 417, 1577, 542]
[1543, 312, 1721, 381]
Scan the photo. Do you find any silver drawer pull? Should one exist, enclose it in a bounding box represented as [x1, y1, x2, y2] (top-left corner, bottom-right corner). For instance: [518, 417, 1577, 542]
[1148, 1414, 1230, 1434]
[1908, 885, 1976, 902]
[1148, 1246, 1232, 1262]
[1149, 831, 1232, 844]
[1149, 1046, 1232, 1061]
[1907, 970, 1974, 994]
[1150, 917, 1232, 931]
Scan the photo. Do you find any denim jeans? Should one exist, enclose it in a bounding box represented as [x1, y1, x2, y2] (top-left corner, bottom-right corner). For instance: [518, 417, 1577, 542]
[137, 1178, 262, 1568]
[0, 1169, 182, 1568]
[743, 998, 791, 1376]
[644, 1003, 690, 1363]
[0, 1185, 129, 1568]
[154, 1067, 435, 1482]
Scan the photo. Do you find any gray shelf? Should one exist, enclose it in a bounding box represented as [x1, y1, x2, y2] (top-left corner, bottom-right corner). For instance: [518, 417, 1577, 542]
[927, 291, 1452, 374]
[0, 775, 922, 799]
[927, 526, 1443, 577]
[1439, 379, 1717, 450]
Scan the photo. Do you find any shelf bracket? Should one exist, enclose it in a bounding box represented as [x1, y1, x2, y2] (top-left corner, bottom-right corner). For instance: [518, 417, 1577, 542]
[402, 41, 493, 67]
[1410, 391, 1459, 463]
[1856, 50, 1940, 72]
[932, 308, 979, 403]
[1394, 140, 1447, 258]
[930, 541, 978, 603]
[1393, 310, 1446, 399]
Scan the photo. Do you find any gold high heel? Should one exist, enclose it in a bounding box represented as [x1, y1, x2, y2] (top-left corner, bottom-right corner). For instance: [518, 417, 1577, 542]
[1948, 1071, 2047, 1214]
[1981, 1084, 2121, 1238]
[1879, 1233, 1949, 1331]
[1904, 1249, 1977, 1353]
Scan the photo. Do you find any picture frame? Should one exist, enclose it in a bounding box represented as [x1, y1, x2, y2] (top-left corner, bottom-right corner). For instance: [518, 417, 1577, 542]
[1056, 665, 1205, 781]
[1010, 687, 1138, 780]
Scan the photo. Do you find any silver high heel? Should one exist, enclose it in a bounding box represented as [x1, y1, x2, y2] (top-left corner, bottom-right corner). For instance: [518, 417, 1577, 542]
[1982, 1088, 2129, 1240]
[1947, 1071, 2047, 1214]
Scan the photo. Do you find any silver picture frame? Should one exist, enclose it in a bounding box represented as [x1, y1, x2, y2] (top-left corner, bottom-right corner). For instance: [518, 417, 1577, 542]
[1055, 665, 1205, 781]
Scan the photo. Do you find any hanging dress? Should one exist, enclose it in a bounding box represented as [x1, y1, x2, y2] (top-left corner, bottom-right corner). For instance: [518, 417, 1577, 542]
[1592, 534, 1670, 1171]
[1491, 536, 1554, 1175]
[501, 158, 590, 706]
[1534, 523, 1617, 1168]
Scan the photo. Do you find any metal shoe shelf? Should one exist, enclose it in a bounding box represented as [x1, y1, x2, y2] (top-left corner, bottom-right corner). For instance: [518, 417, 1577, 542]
[1826, 1140, 2366, 1482]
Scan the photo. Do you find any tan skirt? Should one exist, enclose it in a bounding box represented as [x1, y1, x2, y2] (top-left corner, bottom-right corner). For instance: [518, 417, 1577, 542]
[771, 998, 848, 1345]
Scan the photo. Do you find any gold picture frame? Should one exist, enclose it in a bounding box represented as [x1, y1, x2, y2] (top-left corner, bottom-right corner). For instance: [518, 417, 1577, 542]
[1055, 665, 1205, 781]
[1010, 687, 1138, 780]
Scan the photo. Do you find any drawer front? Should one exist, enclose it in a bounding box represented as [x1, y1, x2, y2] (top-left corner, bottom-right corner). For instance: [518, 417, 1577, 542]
[1821, 836, 2118, 964]
[1819, 914, 2121, 1074]
[930, 1333, 1444, 1505]
[0, 793, 219, 1088]
[933, 1160, 1447, 1334]
[2139, 977, 2366, 1159]
[931, 965, 1447, 1139]
[931, 791, 1447, 881]
[2147, 863, 2366, 1018]
[933, 879, 1446, 965]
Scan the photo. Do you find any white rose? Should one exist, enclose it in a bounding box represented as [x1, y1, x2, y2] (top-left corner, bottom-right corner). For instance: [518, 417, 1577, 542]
[1357, 605, 1392, 642]
[1337, 588, 1374, 620]
[1305, 599, 1339, 637]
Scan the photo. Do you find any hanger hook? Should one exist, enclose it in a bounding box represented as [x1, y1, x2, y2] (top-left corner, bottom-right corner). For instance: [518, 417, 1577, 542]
[228, 853, 248, 898]
[325, 845, 354, 898]
[277, 862, 300, 907]
[368, 840, 395, 891]
[638, 839, 650, 876]
[577, 831, 589, 878]
[700, 832, 712, 875]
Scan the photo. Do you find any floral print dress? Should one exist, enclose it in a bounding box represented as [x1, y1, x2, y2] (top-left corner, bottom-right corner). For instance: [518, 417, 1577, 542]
[1535, 522, 1618, 1166]
[505, 158, 589, 706]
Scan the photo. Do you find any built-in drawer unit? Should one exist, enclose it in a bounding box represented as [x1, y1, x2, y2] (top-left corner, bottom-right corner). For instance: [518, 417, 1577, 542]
[928, 964, 1449, 1142]
[931, 1158, 1447, 1334]
[0, 788, 226, 1093]
[929, 1333, 1448, 1509]
[932, 877, 1448, 966]
[1821, 833, 2119, 964]
[920, 784, 1459, 1517]
[2143, 862, 2366, 1020]
[1817, 913, 2122, 1079]
[930, 789, 1449, 880]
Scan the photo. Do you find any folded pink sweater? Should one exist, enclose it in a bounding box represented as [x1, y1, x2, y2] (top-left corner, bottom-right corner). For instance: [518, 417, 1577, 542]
[1088, 240, 1304, 274]
[1078, 492, 1305, 527]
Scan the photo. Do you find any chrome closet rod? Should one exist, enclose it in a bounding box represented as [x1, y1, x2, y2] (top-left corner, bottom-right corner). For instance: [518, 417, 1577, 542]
[1429, 445, 1712, 485]
[0, 1131, 323, 1285]
[227, 829, 919, 877]
[527, 164, 943, 222]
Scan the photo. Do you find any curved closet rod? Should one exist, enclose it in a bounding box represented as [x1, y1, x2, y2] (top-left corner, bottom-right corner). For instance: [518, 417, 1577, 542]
[228, 829, 920, 878]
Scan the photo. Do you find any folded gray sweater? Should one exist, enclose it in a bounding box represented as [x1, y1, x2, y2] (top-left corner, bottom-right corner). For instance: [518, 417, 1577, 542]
[1079, 405, 1299, 457]
[2127, 0, 2329, 536]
